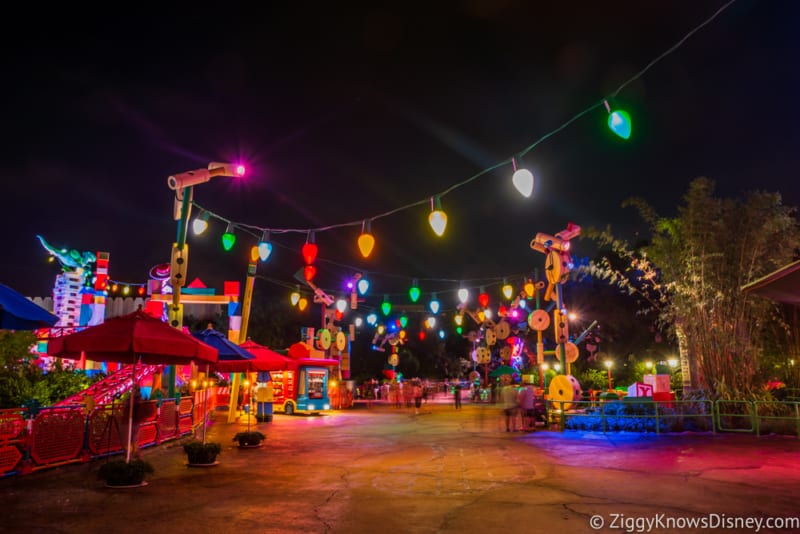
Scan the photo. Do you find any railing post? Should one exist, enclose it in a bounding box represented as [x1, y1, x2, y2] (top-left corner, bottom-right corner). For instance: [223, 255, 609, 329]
[654, 401, 660, 435]
[753, 401, 760, 437]
[601, 402, 607, 433]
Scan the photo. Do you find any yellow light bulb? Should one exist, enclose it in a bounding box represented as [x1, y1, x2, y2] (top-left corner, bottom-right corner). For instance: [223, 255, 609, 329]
[502, 284, 513, 300]
[298, 297, 308, 311]
[454, 314, 463, 326]
[357, 232, 375, 258]
[524, 280, 535, 298]
[290, 291, 301, 306]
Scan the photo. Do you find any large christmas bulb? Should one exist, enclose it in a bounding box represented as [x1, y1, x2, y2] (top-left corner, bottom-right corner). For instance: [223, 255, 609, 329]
[428, 196, 447, 237]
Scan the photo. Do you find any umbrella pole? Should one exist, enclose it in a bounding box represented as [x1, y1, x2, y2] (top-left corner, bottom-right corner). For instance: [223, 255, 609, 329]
[202, 364, 209, 444]
[126, 358, 137, 463]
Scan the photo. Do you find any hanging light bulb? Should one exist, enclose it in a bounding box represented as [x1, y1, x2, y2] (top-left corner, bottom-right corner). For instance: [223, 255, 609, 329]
[477, 310, 486, 323]
[502, 279, 513, 300]
[454, 314, 463, 326]
[478, 287, 489, 308]
[455, 326, 463, 335]
[302, 232, 318, 264]
[298, 297, 308, 311]
[290, 287, 301, 306]
[524, 279, 535, 298]
[221, 223, 236, 251]
[357, 220, 375, 259]
[604, 100, 632, 140]
[336, 299, 348, 313]
[192, 211, 210, 235]
[377, 325, 385, 335]
[511, 157, 534, 198]
[429, 293, 440, 314]
[425, 317, 436, 329]
[381, 297, 392, 316]
[418, 331, 426, 341]
[250, 246, 260, 263]
[304, 265, 317, 281]
[357, 278, 370, 296]
[354, 317, 363, 327]
[257, 230, 273, 262]
[438, 329, 446, 339]
[366, 313, 378, 326]
[409, 279, 421, 303]
[428, 196, 447, 237]
[457, 287, 469, 304]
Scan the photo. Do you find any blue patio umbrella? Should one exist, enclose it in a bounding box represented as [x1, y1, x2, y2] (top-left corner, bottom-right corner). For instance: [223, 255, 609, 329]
[0, 283, 58, 330]
[192, 328, 256, 361]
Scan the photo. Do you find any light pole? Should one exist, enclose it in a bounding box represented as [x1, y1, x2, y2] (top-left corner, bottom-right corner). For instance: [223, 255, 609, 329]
[604, 359, 613, 390]
[541, 363, 549, 389]
[165, 162, 245, 397]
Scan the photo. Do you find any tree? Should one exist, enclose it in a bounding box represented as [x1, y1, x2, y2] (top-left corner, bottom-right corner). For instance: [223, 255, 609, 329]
[584, 177, 800, 397]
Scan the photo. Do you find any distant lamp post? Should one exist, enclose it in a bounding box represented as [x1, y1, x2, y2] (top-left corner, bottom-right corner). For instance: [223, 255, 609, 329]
[604, 360, 614, 390]
[554, 363, 561, 373]
[667, 358, 679, 370]
[645, 361, 653, 373]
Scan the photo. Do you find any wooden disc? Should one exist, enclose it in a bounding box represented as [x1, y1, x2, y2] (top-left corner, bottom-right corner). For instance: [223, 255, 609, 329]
[545, 250, 562, 285]
[335, 331, 347, 351]
[548, 374, 582, 410]
[485, 328, 496, 346]
[500, 346, 511, 362]
[317, 329, 331, 350]
[528, 309, 550, 331]
[564, 342, 579, 363]
[495, 320, 510, 340]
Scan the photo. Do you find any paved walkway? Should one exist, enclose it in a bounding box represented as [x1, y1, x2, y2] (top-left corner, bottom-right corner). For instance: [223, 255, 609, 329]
[1, 401, 798, 533]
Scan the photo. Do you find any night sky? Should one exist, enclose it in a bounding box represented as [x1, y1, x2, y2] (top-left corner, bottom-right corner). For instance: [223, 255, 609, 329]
[3, 1, 799, 310]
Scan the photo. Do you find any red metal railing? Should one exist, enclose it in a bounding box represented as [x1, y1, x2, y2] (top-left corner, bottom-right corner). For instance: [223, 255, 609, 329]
[0, 389, 224, 478]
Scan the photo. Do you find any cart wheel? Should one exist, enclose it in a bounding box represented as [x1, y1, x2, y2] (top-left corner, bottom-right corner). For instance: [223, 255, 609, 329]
[284, 402, 295, 415]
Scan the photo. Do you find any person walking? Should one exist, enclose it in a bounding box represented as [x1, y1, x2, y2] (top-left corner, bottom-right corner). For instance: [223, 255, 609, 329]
[501, 382, 519, 432]
[412, 380, 423, 415]
[453, 381, 462, 409]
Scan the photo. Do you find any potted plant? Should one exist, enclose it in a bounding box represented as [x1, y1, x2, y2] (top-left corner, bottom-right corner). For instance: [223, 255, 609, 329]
[97, 459, 154, 487]
[183, 440, 222, 466]
[233, 430, 266, 447]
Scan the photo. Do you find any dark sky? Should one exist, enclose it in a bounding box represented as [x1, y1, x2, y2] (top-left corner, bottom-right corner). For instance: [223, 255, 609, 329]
[3, 1, 799, 308]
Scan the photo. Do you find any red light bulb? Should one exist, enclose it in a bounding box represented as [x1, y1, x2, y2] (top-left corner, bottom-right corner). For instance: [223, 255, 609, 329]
[478, 292, 489, 308]
[302, 242, 318, 264]
[304, 265, 317, 281]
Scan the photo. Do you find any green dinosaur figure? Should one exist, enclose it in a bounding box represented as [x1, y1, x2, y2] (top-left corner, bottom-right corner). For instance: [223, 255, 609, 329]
[37, 235, 96, 270]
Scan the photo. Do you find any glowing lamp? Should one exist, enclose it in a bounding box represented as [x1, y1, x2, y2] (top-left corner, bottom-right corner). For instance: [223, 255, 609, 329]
[366, 313, 378, 326]
[357, 232, 375, 259]
[137, 286, 145, 296]
[357, 278, 370, 295]
[221, 223, 236, 251]
[485, 309, 492, 320]
[122, 286, 130, 296]
[419, 331, 426, 341]
[604, 100, 632, 140]
[454, 314, 463, 326]
[302, 241, 318, 265]
[298, 297, 308, 311]
[257, 231, 273, 262]
[429, 294, 440, 314]
[502, 283, 513, 300]
[524, 280, 535, 298]
[290, 290, 301, 306]
[399, 330, 406, 340]
[192, 211, 210, 235]
[355, 317, 363, 327]
[409, 284, 421, 303]
[357, 220, 375, 258]
[512, 168, 534, 198]
[377, 325, 385, 335]
[457, 288, 469, 304]
[304, 265, 316, 281]
[335, 310, 344, 321]
[399, 316, 408, 328]
[381, 300, 392, 316]
[477, 310, 485, 323]
[438, 330, 446, 339]
[336, 299, 348, 313]
[478, 291, 489, 308]
[425, 317, 436, 329]
[235, 164, 246, 176]
[428, 196, 447, 237]
[250, 246, 260, 263]
[456, 326, 463, 335]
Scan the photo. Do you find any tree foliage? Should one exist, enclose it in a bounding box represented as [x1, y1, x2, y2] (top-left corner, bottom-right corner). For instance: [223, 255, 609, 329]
[583, 177, 800, 396]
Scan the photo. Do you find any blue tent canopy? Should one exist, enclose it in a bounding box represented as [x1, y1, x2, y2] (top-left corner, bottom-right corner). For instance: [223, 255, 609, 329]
[0, 283, 58, 330]
[191, 328, 255, 361]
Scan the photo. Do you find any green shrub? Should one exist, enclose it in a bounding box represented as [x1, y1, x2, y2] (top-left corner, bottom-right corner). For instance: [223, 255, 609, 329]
[183, 440, 222, 464]
[97, 459, 153, 486]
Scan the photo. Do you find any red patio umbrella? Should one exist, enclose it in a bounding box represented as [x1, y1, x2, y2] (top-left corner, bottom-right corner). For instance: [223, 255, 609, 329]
[47, 310, 218, 461]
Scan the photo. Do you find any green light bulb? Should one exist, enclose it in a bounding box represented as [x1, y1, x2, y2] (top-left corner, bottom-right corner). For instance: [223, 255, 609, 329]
[221, 232, 236, 251]
[399, 316, 408, 328]
[381, 301, 392, 316]
[455, 326, 463, 335]
[409, 286, 421, 303]
[608, 110, 632, 140]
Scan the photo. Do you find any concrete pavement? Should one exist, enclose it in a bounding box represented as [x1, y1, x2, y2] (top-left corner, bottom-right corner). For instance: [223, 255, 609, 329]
[0, 400, 798, 533]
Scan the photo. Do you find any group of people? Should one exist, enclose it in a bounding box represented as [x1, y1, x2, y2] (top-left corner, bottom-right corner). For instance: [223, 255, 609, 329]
[500, 383, 543, 432]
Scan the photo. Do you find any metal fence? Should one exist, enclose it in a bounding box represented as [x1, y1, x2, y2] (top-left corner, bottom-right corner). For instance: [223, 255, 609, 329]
[547, 397, 800, 438]
[0, 389, 217, 478]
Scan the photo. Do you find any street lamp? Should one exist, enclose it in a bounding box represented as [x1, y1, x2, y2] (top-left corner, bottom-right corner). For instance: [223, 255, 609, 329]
[165, 162, 245, 397]
[667, 358, 679, 370]
[604, 360, 613, 390]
